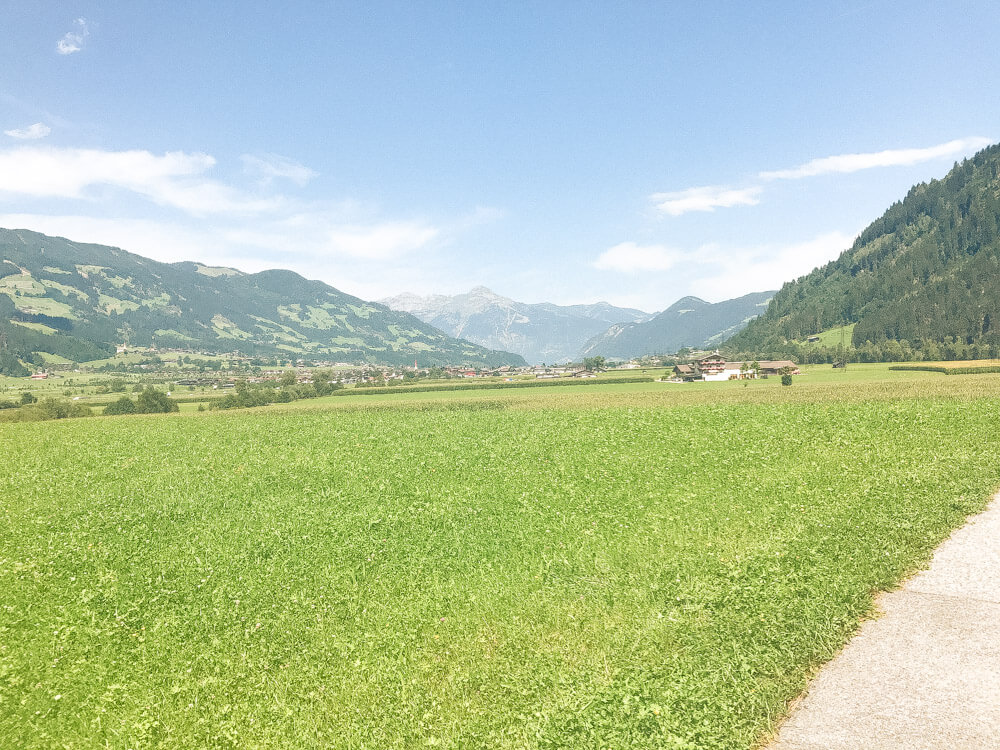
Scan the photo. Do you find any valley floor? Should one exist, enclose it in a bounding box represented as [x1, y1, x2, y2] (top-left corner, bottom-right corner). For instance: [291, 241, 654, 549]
[2, 365, 1000, 748]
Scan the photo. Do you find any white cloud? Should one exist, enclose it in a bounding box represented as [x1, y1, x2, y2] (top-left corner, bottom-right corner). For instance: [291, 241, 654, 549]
[651, 185, 762, 216]
[56, 18, 89, 55]
[241, 153, 317, 186]
[760, 137, 993, 180]
[0, 146, 282, 215]
[587, 231, 856, 309]
[691, 230, 856, 299]
[0, 211, 453, 301]
[325, 222, 440, 260]
[0, 213, 233, 267]
[593, 242, 681, 272]
[4, 123, 51, 140]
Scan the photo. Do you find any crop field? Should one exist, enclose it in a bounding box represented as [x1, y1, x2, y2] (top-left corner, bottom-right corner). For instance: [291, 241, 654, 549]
[926, 358, 1000, 368]
[3, 373, 1000, 748]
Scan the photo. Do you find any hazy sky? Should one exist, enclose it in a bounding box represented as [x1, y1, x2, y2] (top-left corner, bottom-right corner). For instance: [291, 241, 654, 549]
[1, 1, 997, 311]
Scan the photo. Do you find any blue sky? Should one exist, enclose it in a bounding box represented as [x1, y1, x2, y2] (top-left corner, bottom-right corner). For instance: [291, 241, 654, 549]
[0, 1, 997, 312]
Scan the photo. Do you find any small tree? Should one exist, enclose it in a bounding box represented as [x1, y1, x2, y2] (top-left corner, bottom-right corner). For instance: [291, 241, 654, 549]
[136, 387, 179, 413]
[781, 374, 793, 386]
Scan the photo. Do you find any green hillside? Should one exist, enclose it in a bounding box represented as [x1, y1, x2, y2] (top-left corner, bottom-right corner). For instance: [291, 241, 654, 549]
[728, 143, 1000, 362]
[0, 229, 524, 374]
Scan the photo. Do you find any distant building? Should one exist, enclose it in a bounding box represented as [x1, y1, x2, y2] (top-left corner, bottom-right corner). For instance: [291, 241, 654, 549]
[672, 357, 799, 382]
[757, 360, 800, 375]
[697, 354, 727, 376]
[672, 364, 699, 381]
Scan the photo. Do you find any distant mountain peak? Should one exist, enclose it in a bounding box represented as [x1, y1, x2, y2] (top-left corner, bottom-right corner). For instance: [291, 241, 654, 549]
[468, 285, 497, 296]
[665, 295, 709, 313]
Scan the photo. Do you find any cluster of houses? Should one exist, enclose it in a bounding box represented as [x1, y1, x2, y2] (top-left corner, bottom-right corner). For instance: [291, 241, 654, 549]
[672, 354, 799, 382]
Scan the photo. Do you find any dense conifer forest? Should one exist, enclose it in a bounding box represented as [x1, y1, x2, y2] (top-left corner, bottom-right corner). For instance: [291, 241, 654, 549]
[728, 144, 1000, 363]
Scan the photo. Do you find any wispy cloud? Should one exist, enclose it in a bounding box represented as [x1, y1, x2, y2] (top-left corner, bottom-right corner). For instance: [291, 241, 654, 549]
[241, 153, 317, 186]
[649, 137, 992, 221]
[0, 146, 281, 215]
[650, 185, 762, 216]
[325, 222, 440, 260]
[0, 210, 453, 302]
[0, 213, 238, 268]
[593, 242, 681, 272]
[4, 123, 52, 140]
[690, 230, 856, 299]
[56, 18, 89, 55]
[592, 231, 855, 304]
[0, 142, 454, 268]
[760, 137, 993, 180]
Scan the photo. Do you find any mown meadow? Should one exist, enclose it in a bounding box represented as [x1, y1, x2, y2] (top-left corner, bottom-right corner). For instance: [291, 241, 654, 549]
[3, 370, 1000, 748]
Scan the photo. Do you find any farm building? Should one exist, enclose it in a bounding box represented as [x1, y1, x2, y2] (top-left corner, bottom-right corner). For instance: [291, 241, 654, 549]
[673, 364, 699, 381]
[673, 358, 799, 381]
[757, 360, 800, 375]
[697, 354, 727, 376]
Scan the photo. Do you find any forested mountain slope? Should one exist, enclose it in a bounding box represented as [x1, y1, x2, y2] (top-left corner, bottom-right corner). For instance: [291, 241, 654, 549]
[0, 229, 524, 375]
[729, 143, 1000, 361]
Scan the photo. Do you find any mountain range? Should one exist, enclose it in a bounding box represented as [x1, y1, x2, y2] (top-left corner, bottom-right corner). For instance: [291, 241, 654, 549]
[0, 229, 524, 375]
[729, 143, 1000, 360]
[383, 287, 777, 363]
[10, 136, 997, 381]
[380, 286, 649, 364]
[580, 291, 775, 360]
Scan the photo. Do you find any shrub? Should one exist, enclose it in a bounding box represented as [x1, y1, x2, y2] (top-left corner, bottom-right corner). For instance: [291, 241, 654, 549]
[103, 396, 137, 416]
[781, 374, 793, 386]
[0, 398, 93, 422]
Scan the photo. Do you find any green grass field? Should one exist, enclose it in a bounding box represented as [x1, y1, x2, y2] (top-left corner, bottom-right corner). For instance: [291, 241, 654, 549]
[2, 367, 1000, 748]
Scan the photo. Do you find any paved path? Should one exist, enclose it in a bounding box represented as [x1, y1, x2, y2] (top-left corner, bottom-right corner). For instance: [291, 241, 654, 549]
[767, 492, 1000, 750]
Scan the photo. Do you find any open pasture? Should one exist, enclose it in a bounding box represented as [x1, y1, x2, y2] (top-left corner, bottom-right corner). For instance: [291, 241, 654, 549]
[3, 372, 1000, 748]
[282, 361, 1000, 412]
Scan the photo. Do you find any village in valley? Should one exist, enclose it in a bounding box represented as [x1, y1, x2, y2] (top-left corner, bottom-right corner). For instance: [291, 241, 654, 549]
[16, 341, 802, 392]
